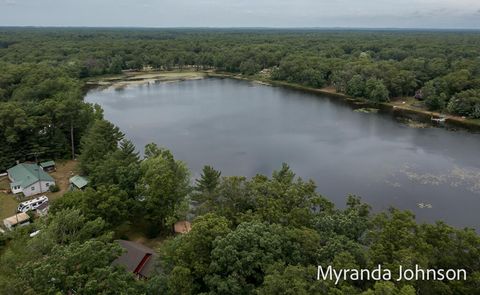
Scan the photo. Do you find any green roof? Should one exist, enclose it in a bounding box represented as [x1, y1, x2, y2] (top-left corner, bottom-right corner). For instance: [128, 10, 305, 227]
[40, 160, 55, 168]
[7, 163, 55, 188]
[70, 175, 88, 189]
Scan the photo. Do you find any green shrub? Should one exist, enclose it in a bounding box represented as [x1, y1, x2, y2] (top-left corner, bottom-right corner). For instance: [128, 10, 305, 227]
[49, 184, 60, 193]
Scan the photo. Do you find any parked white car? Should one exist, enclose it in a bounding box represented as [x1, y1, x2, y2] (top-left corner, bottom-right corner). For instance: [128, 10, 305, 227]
[29, 230, 41, 238]
[17, 196, 49, 213]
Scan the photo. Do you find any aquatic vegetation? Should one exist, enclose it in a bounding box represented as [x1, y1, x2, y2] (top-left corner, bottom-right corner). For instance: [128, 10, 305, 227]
[396, 164, 480, 194]
[450, 166, 480, 193]
[399, 165, 446, 186]
[398, 118, 430, 129]
[354, 107, 379, 114]
[384, 180, 402, 188]
[417, 203, 433, 209]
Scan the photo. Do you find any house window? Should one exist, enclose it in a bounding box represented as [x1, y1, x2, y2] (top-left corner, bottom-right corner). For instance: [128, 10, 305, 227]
[46, 183, 50, 188]
[31, 186, 35, 191]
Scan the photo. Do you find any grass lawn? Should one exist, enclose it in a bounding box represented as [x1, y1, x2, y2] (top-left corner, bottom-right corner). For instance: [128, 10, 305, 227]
[0, 177, 10, 191]
[0, 192, 18, 222]
[390, 96, 427, 110]
[0, 177, 17, 222]
[466, 118, 480, 127]
[45, 160, 78, 202]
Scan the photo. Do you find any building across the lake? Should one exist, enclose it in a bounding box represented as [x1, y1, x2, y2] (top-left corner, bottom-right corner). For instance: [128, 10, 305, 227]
[7, 163, 55, 197]
[112, 240, 157, 279]
[3, 212, 30, 230]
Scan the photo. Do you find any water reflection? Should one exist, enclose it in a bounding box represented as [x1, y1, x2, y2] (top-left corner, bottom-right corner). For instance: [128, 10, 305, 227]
[86, 78, 480, 229]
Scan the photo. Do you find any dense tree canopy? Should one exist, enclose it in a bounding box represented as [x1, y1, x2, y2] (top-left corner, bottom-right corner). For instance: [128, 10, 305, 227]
[152, 165, 480, 294]
[0, 209, 146, 294]
[2, 144, 480, 294]
[140, 143, 191, 235]
[78, 119, 124, 174]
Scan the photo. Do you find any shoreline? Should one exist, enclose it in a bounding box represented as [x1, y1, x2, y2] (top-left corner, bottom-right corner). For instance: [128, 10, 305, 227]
[86, 70, 480, 132]
[84, 70, 209, 90]
[208, 72, 480, 132]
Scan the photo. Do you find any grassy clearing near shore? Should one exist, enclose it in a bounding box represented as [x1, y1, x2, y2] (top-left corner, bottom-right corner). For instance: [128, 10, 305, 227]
[390, 96, 426, 110]
[87, 70, 208, 88]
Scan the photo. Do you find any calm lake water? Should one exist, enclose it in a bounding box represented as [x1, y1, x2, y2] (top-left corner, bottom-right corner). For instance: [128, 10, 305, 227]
[86, 78, 480, 229]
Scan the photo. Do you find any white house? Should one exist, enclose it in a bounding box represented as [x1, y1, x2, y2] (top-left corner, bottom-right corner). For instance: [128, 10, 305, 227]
[7, 163, 55, 197]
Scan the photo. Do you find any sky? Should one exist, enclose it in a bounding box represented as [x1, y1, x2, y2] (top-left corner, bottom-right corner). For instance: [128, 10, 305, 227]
[1, 0, 479, 29]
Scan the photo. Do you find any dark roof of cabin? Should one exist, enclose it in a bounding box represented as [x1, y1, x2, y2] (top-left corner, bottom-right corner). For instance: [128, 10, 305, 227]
[112, 240, 157, 278]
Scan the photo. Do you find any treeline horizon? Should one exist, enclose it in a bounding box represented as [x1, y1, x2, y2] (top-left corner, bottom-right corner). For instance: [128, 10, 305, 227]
[1, 26, 480, 31]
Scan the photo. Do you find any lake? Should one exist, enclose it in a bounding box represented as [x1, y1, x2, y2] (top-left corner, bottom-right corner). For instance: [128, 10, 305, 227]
[85, 78, 480, 229]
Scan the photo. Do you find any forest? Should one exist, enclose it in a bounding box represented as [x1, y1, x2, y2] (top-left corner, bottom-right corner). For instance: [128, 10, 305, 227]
[1, 28, 480, 170]
[2, 28, 480, 170]
[0, 28, 480, 294]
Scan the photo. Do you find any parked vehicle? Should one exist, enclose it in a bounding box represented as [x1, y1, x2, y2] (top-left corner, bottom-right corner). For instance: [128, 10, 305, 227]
[29, 230, 41, 238]
[17, 196, 49, 213]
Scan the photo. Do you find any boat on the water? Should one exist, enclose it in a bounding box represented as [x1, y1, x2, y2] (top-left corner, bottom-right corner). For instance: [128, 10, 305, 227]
[417, 203, 433, 209]
[431, 116, 446, 123]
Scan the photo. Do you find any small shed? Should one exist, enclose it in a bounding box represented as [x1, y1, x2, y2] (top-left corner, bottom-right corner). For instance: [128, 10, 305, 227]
[173, 220, 192, 234]
[40, 161, 56, 172]
[3, 212, 30, 230]
[36, 201, 50, 217]
[69, 175, 88, 190]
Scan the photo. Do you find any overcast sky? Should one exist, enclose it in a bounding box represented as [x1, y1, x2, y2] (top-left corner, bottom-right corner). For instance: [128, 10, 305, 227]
[1, 0, 479, 28]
